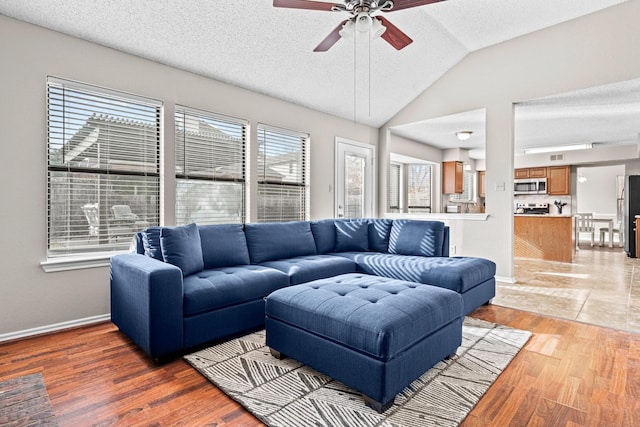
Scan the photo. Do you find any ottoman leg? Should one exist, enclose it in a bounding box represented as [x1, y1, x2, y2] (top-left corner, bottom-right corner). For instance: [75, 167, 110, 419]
[364, 395, 394, 414]
[269, 348, 285, 360]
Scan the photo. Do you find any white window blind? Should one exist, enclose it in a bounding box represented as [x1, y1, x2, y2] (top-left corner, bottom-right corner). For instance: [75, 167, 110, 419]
[257, 124, 309, 222]
[175, 107, 247, 225]
[407, 164, 432, 213]
[388, 163, 401, 212]
[47, 77, 160, 256]
[450, 170, 476, 202]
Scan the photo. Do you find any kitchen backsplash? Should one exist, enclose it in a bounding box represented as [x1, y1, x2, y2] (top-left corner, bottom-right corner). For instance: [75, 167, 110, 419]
[514, 194, 572, 214]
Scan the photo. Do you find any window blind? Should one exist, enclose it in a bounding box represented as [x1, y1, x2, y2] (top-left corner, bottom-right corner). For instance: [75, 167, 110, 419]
[175, 107, 247, 225]
[257, 124, 309, 222]
[47, 78, 161, 256]
[407, 164, 432, 213]
[388, 163, 401, 212]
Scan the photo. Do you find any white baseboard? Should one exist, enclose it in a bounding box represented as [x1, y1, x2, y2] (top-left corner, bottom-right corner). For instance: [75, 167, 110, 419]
[495, 275, 516, 284]
[0, 314, 111, 343]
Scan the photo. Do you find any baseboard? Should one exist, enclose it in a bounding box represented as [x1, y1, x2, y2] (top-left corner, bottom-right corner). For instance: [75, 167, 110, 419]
[0, 314, 111, 343]
[495, 275, 516, 284]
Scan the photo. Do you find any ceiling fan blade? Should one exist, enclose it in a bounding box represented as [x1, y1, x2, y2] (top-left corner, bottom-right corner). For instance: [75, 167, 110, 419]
[384, 0, 446, 12]
[273, 0, 337, 11]
[376, 17, 413, 50]
[313, 20, 348, 52]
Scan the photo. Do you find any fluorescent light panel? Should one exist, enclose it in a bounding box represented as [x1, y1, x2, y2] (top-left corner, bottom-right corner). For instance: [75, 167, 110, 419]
[524, 143, 592, 154]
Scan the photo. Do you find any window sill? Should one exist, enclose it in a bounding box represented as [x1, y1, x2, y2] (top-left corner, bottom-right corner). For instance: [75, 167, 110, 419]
[40, 251, 127, 273]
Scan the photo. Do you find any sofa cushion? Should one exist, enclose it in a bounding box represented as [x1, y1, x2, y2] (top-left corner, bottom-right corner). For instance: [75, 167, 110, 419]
[310, 219, 336, 254]
[244, 221, 317, 264]
[388, 220, 445, 257]
[368, 219, 393, 253]
[141, 227, 163, 261]
[260, 255, 356, 285]
[335, 220, 369, 252]
[199, 224, 250, 269]
[183, 265, 289, 316]
[160, 223, 204, 276]
[334, 252, 495, 293]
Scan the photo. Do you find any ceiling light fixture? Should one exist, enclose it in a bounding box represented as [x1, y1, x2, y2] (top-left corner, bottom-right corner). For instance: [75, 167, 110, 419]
[523, 143, 593, 154]
[339, 12, 386, 41]
[455, 131, 473, 141]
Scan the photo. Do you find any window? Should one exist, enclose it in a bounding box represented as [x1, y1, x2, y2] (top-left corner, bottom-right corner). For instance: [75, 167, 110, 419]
[257, 124, 309, 222]
[450, 169, 476, 202]
[388, 163, 401, 212]
[47, 77, 161, 257]
[175, 107, 246, 225]
[407, 164, 433, 213]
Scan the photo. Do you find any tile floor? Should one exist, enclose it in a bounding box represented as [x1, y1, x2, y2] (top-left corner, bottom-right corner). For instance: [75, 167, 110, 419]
[494, 244, 640, 334]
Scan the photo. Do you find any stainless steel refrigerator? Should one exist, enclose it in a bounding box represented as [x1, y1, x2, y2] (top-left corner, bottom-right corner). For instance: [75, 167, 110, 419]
[624, 175, 640, 257]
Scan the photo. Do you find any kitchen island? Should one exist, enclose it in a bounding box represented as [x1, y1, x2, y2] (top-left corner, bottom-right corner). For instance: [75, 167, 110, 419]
[514, 214, 575, 262]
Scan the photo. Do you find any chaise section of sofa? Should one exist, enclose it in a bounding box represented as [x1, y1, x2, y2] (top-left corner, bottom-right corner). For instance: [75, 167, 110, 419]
[110, 218, 496, 363]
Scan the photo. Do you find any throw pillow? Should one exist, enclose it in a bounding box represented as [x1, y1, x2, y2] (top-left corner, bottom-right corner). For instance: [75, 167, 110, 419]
[335, 220, 369, 252]
[160, 223, 204, 276]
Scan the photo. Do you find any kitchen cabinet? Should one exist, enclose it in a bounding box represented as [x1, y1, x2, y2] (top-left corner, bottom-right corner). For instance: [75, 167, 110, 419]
[514, 215, 574, 262]
[478, 170, 486, 197]
[547, 166, 571, 195]
[442, 161, 463, 194]
[515, 167, 547, 179]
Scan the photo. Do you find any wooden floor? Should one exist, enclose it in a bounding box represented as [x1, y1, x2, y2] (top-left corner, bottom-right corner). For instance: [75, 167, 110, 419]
[1, 305, 639, 426]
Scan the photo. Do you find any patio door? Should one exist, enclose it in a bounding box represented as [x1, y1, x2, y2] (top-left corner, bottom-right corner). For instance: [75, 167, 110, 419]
[335, 138, 375, 218]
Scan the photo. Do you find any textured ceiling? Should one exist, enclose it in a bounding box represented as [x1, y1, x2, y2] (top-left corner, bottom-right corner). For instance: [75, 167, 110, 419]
[0, 0, 627, 130]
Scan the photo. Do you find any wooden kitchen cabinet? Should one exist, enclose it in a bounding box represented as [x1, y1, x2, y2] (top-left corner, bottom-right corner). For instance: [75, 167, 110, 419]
[515, 168, 530, 179]
[547, 166, 571, 195]
[442, 161, 463, 194]
[478, 170, 486, 197]
[529, 167, 547, 178]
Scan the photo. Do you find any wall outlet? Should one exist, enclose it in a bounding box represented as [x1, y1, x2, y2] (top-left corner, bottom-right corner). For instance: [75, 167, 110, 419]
[495, 182, 506, 191]
[450, 245, 456, 255]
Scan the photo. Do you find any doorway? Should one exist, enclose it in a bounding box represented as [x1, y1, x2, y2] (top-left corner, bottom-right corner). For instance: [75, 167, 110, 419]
[335, 137, 375, 219]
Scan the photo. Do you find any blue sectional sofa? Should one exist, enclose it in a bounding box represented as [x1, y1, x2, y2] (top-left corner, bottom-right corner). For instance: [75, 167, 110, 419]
[110, 219, 496, 363]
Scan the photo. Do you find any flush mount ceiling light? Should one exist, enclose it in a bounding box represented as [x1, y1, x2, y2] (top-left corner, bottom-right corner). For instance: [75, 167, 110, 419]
[455, 131, 473, 141]
[524, 143, 593, 154]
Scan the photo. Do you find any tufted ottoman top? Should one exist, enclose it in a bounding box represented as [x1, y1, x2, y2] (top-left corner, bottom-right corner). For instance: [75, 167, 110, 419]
[265, 273, 463, 360]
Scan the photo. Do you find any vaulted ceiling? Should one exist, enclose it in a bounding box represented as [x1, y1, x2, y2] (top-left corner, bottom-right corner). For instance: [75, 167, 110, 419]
[1, 1, 636, 158]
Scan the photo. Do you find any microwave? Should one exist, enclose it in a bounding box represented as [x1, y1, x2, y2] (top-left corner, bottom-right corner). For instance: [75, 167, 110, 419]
[514, 178, 547, 195]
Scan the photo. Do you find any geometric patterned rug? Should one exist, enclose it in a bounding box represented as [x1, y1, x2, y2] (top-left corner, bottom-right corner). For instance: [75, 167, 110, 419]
[185, 317, 531, 427]
[0, 373, 58, 426]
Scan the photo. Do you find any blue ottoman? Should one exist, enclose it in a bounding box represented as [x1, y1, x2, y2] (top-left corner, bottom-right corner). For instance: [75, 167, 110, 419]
[265, 273, 464, 413]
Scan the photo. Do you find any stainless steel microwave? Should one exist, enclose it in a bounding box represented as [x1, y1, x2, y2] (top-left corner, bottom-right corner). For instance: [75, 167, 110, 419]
[514, 178, 547, 195]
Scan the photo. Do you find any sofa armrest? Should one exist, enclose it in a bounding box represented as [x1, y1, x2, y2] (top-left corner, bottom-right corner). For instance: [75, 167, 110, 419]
[442, 226, 450, 257]
[110, 253, 184, 363]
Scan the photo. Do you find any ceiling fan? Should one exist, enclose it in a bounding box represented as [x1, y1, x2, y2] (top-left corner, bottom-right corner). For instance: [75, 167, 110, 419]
[273, 0, 446, 52]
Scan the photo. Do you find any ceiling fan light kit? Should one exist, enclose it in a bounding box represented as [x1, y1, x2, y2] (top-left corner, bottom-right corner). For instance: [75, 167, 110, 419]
[273, 0, 446, 51]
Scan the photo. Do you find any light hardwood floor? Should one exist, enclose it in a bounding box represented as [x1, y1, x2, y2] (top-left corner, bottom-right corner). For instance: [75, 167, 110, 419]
[1, 303, 638, 426]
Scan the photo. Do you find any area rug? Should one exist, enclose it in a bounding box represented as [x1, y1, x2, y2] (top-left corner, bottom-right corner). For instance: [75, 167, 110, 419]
[0, 373, 58, 426]
[185, 317, 531, 427]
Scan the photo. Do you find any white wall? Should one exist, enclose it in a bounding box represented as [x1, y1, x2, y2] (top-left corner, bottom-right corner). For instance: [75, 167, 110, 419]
[0, 16, 377, 337]
[380, 0, 640, 280]
[576, 164, 625, 216]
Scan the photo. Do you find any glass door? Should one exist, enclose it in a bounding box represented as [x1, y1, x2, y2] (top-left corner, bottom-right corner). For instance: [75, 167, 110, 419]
[335, 138, 375, 218]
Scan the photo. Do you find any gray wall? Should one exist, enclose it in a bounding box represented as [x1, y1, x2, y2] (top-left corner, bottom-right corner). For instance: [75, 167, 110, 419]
[0, 15, 377, 337]
[380, 0, 640, 280]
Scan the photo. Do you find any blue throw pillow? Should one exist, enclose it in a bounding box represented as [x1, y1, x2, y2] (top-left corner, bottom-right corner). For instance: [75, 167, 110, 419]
[199, 224, 250, 269]
[160, 223, 204, 276]
[368, 219, 393, 253]
[245, 221, 317, 264]
[141, 227, 163, 261]
[335, 220, 369, 252]
[310, 219, 336, 254]
[388, 220, 445, 257]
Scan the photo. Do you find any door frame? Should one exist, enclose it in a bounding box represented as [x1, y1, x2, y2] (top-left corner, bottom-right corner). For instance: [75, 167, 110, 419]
[334, 137, 376, 218]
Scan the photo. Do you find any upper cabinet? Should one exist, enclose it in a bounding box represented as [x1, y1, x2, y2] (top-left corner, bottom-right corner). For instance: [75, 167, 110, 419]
[547, 165, 571, 195]
[515, 167, 547, 179]
[478, 170, 486, 197]
[442, 161, 463, 194]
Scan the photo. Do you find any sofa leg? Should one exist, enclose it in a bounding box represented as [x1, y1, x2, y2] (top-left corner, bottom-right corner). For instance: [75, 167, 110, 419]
[483, 299, 493, 306]
[364, 395, 394, 413]
[269, 348, 285, 360]
[445, 351, 458, 360]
